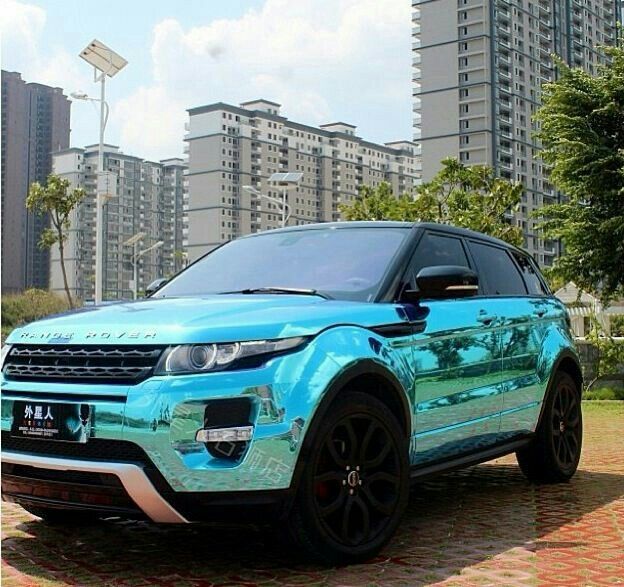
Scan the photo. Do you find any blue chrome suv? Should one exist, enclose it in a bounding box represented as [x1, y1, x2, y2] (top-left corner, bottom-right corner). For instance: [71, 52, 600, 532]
[1, 222, 582, 564]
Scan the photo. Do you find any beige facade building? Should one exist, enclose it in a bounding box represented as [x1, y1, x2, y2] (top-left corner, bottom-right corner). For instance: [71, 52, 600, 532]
[185, 100, 421, 259]
[51, 146, 187, 301]
[413, 0, 620, 266]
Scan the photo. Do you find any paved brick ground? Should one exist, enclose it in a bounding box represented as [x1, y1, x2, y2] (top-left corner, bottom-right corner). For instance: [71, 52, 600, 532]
[2, 402, 623, 586]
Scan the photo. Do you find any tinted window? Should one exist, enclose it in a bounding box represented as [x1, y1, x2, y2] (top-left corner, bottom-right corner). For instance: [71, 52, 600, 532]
[512, 252, 549, 295]
[155, 227, 408, 302]
[408, 233, 470, 283]
[468, 241, 527, 295]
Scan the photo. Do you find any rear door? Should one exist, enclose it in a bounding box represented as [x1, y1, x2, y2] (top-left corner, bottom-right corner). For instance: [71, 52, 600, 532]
[465, 241, 542, 440]
[406, 231, 504, 466]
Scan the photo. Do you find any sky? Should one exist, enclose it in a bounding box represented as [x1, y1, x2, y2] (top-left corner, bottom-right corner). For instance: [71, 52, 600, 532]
[1, 0, 413, 162]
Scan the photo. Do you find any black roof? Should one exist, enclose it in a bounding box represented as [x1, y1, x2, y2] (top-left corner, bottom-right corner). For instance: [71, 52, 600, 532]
[243, 221, 523, 253]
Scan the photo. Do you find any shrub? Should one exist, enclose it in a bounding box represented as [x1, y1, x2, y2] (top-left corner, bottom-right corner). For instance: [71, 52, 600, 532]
[583, 387, 624, 401]
[1, 289, 70, 337]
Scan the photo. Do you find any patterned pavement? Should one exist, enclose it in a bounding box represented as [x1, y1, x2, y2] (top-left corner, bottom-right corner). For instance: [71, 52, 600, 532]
[2, 402, 623, 586]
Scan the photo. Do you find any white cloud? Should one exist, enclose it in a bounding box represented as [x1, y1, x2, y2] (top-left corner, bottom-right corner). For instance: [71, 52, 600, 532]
[114, 0, 412, 160]
[1, 0, 91, 99]
[114, 86, 186, 162]
[0, 0, 46, 61]
[1, 0, 413, 161]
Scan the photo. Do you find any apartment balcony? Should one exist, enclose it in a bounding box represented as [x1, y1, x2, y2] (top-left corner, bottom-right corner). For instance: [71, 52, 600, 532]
[499, 143, 513, 156]
[412, 52, 421, 65]
[498, 158, 513, 170]
[498, 68, 512, 81]
[412, 68, 422, 81]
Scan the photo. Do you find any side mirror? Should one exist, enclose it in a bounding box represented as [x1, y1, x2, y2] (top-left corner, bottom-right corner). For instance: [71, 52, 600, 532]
[409, 265, 479, 300]
[145, 278, 168, 297]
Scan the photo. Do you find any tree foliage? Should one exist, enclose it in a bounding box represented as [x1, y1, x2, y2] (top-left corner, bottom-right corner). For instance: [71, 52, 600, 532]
[534, 40, 624, 303]
[26, 174, 85, 308]
[340, 158, 523, 246]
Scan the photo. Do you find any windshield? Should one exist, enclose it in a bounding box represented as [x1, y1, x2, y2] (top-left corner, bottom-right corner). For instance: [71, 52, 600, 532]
[155, 226, 409, 302]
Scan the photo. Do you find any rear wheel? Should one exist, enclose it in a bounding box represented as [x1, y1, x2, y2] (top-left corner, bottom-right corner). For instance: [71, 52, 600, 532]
[287, 391, 409, 564]
[516, 371, 582, 483]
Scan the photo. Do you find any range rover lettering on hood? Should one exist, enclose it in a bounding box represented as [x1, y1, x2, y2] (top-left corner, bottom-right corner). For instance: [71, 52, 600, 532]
[20, 330, 158, 340]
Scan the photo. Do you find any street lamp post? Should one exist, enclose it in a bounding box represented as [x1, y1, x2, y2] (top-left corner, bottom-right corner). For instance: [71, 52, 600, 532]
[122, 232, 145, 299]
[132, 241, 164, 300]
[76, 40, 127, 304]
[269, 172, 303, 228]
[242, 185, 291, 228]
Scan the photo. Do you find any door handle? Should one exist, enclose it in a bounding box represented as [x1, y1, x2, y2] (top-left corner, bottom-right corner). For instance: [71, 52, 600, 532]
[477, 313, 497, 326]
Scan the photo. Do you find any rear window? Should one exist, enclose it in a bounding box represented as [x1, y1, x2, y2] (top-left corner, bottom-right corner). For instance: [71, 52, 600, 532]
[512, 252, 549, 296]
[468, 241, 527, 296]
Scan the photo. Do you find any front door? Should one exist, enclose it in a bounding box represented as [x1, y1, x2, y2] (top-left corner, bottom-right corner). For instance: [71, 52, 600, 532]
[404, 231, 504, 466]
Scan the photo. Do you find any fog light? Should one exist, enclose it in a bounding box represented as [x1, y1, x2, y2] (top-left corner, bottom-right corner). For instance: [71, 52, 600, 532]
[195, 425, 254, 443]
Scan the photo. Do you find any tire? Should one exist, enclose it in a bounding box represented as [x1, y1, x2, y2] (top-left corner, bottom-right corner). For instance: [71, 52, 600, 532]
[20, 503, 102, 525]
[516, 371, 583, 483]
[287, 390, 410, 565]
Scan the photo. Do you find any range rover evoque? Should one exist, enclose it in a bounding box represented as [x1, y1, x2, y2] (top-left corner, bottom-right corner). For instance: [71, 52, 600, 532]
[1, 222, 583, 564]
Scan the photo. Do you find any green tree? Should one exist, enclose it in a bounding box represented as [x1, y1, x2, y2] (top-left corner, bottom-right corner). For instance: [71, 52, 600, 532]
[26, 174, 85, 308]
[341, 158, 523, 246]
[534, 40, 624, 303]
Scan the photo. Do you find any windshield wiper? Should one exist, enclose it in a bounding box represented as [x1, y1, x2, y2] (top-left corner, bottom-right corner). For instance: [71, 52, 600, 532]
[219, 287, 332, 299]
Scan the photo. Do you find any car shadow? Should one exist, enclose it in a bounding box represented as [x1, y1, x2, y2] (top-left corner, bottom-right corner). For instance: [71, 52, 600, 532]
[2, 463, 623, 586]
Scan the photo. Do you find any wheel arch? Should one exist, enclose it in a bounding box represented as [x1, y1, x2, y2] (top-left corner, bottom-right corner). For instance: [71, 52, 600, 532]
[287, 359, 412, 500]
[552, 350, 583, 394]
[534, 349, 583, 432]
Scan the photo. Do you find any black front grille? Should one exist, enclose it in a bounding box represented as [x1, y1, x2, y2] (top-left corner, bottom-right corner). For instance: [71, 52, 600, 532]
[3, 344, 165, 384]
[1, 432, 149, 462]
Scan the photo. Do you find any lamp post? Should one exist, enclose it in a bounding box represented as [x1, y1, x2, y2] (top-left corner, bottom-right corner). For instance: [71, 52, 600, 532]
[242, 185, 291, 228]
[269, 172, 303, 228]
[76, 40, 127, 304]
[122, 232, 146, 299]
[131, 241, 164, 300]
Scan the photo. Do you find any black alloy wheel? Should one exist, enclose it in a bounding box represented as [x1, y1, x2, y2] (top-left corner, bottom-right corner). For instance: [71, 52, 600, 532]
[287, 391, 409, 564]
[517, 371, 583, 483]
[550, 377, 582, 473]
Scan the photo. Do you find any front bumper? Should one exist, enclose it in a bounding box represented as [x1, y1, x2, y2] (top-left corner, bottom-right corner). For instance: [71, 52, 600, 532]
[2, 450, 186, 522]
[0, 343, 341, 522]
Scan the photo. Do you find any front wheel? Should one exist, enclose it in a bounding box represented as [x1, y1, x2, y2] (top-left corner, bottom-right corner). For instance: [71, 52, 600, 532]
[516, 371, 583, 483]
[287, 391, 409, 564]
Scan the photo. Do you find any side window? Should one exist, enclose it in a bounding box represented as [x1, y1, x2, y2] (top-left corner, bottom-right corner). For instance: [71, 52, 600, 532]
[408, 233, 470, 285]
[468, 241, 527, 296]
[511, 251, 549, 295]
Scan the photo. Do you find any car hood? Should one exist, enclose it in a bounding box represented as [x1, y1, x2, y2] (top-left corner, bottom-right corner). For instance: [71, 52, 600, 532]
[6, 295, 409, 345]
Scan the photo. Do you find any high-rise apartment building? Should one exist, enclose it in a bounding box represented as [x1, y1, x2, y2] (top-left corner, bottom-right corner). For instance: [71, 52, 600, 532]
[51, 145, 187, 301]
[1, 71, 71, 292]
[185, 100, 421, 259]
[412, 0, 620, 266]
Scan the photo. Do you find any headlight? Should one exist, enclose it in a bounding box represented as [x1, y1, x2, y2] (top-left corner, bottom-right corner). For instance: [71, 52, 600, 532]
[0, 344, 12, 369]
[154, 337, 307, 374]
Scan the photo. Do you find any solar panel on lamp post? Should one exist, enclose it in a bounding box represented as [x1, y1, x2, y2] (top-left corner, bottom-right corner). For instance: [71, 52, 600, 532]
[77, 40, 128, 305]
